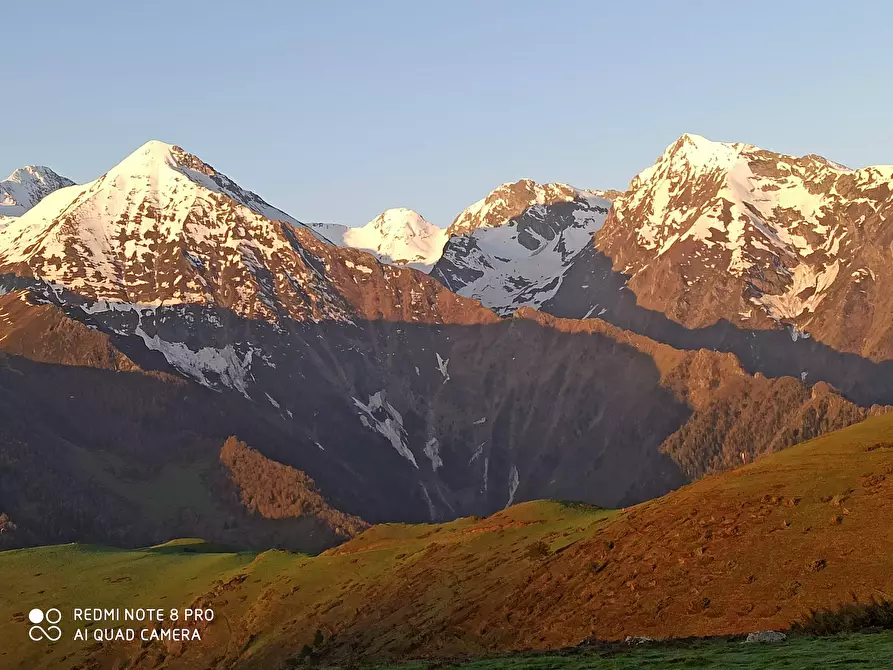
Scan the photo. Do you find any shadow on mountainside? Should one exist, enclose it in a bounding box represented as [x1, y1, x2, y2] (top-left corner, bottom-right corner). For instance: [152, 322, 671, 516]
[0, 259, 879, 552]
[0, 277, 690, 551]
[543, 243, 893, 407]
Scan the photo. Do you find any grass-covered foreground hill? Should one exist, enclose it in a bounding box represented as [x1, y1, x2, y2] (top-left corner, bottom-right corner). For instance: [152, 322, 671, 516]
[378, 631, 893, 669]
[6, 413, 893, 668]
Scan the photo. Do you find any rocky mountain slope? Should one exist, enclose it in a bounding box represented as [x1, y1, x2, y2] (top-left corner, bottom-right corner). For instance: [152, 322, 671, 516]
[430, 179, 613, 314]
[310, 208, 447, 271]
[0, 140, 879, 549]
[0, 165, 74, 224]
[542, 134, 893, 405]
[596, 134, 893, 355]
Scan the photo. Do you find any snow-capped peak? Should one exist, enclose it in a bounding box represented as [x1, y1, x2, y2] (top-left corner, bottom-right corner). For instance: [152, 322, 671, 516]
[670, 133, 744, 168]
[309, 208, 448, 272]
[365, 207, 433, 236]
[598, 132, 893, 331]
[105, 140, 304, 227]
[432, 179, 612, 314]
[0, 139, 353, 322]
[0, 165, 75, 218]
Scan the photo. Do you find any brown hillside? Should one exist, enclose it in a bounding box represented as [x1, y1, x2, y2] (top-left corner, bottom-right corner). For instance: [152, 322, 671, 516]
[280, 412, 893, 665]
[220, 436, 368, 540]
[518, 308, 888, 477]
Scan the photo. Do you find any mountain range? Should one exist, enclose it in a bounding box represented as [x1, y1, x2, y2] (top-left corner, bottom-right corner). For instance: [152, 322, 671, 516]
[1, 133, 891, 554]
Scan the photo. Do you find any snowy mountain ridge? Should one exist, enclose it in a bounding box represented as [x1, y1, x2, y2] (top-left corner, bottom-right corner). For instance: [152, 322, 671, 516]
[0, 135, 888, 533]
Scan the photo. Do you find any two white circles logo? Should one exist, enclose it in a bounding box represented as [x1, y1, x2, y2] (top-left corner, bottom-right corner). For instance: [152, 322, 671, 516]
[28, 608, 62, 642]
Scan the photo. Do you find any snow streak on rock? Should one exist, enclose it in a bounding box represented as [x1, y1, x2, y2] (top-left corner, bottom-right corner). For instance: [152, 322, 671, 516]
[506, 465, 519, 507]
[353, 390, 419, 468]
[436, 352, 450, 382]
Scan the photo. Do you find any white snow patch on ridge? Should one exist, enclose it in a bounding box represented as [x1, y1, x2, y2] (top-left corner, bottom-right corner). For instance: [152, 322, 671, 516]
[424, 437, 443, 471]
[135, 326, 254, 397]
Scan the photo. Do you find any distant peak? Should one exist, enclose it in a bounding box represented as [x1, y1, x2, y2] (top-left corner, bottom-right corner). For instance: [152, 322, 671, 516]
[366, 208, 438, 235]
[0, 164, 75, 217]
[377, 207, 425, 219]
[3, 164, 73, 185]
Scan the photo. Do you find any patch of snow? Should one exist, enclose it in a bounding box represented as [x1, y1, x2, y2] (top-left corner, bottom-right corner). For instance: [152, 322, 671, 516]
[134, 325, 254, 398]
[506, 465, 520, 507]
[483, 457, 489, 493]
[352, 390, 418, 468]
[756, 262, 840, 320]
[420, 484, 437, 521]
[424, 437, 443, 471]
[436, 352, 450, 382]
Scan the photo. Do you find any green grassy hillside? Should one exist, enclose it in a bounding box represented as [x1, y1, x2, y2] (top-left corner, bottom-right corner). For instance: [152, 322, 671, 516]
[376, 632, 893, 669]
[6, 412, 893, 668]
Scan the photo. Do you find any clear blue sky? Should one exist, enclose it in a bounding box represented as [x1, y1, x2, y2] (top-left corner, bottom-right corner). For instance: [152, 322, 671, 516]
[3, 1, 892, 227]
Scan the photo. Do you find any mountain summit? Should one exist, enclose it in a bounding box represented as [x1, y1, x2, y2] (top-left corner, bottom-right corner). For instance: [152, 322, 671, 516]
[0, 140, 356, 321]
[311, 208, 447, 271]
[594, 133, 893, 359]
[431, 179, 611, 314]
[0, 165, 74, 220]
